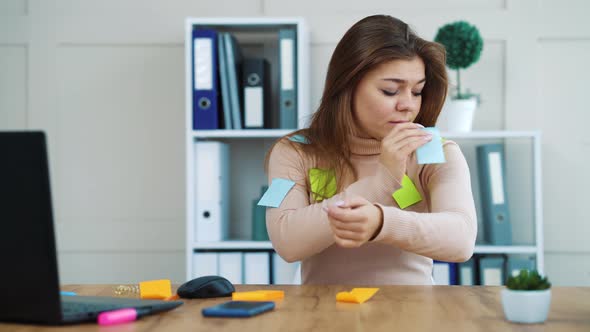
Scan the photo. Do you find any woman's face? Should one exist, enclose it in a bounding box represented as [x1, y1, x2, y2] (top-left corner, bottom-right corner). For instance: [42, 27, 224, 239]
[352, 57, 426, 140]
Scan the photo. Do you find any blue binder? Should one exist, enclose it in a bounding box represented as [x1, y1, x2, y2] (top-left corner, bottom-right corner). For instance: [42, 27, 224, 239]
[478, 255, 506, 285]
[476, 144, 512, 245]
[192, 28, 219, 130]
[432, 260, 458, 285]
[224, 33, 243, 130]
[278, 29, 297, 129]
[218, 33, 232, 129]
[458, 258, 476, 285]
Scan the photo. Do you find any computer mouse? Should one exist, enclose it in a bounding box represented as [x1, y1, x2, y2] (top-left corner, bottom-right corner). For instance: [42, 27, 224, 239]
[177, 275, 235, 299]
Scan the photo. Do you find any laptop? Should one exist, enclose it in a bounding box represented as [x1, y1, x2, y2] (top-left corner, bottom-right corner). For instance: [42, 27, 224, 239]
[0, 132, 183, 324]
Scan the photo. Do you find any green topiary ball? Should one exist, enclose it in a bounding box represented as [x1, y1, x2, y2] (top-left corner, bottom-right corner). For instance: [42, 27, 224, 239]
[435, 21, 483, 70]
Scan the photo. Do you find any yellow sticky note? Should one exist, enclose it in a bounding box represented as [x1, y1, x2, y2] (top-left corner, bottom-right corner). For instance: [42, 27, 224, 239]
[232, 290, 284, 301]
[309, 168, 337, 202]
[139, 279, 172, 300]
[336, 288, 379, 304]
[392, 175, 423, 209]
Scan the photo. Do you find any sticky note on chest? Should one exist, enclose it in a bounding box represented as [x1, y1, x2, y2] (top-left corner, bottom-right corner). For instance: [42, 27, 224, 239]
[392, 174, 422, 209]
[416, 127, 445, 164]
[309, 168, 337, 202]
[258, 178, 296, 208]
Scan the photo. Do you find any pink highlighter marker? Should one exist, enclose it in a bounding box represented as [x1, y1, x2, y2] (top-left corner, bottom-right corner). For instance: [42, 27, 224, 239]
[98, 308, 150, 325]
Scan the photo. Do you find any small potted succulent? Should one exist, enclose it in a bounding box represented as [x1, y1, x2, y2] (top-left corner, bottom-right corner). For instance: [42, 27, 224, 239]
[434, 21, 483, 132]
[501, 270, 552, 324]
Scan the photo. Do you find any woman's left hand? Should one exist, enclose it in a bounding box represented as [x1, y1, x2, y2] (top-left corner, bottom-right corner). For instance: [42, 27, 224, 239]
[324, 196, 383, 248]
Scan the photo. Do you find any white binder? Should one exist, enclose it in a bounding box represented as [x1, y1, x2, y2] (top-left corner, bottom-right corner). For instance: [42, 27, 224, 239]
[244, 252, 270, 284]
[192, 252, 219, 278]
[218, 252, 243, 284]
[272, 252, 300, 285]
[194, 141, 229, 242]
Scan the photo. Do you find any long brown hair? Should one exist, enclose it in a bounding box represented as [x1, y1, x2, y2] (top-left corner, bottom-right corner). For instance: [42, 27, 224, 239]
[266, 15, 448, 195]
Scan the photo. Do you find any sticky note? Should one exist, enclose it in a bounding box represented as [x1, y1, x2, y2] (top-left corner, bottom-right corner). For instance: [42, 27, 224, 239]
[288, 134, 309, 144]
[392, 175, 423, 209]
[309, 168, 337, 202]
[139, 279, 172, 300]
[257, 178, 296, 208]
[336, 288, 379, 304]
[232, 290, 284, 301]
[416, 127, 446, 164]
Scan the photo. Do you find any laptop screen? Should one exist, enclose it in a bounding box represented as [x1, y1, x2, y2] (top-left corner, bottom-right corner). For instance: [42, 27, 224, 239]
[0, 132, 63, 323]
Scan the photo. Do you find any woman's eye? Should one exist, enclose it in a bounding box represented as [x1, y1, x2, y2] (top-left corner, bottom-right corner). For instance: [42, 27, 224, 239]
[412, 91, 423, 96]
[381, 90, 398, 96]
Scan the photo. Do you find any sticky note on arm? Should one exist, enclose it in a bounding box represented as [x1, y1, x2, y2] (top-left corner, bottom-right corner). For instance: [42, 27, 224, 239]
[288, 134, 309, 144]
[257, 178, 296, 208]
[416, 127, 445, 164]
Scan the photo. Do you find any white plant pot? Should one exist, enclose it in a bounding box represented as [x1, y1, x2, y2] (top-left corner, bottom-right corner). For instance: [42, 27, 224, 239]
[501, 289, 551, 324]
[437, 97, 477, 132]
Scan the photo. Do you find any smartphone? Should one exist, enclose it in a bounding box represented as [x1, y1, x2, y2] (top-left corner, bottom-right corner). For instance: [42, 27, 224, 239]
[202, 301, 275, 318]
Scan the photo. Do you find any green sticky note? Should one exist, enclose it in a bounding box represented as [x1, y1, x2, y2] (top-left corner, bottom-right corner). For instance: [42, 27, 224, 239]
[392, 175, 422, 209]
[309, 168, 337, 202]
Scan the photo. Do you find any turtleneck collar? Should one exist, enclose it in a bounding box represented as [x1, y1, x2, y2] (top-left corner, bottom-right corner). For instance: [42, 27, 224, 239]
[349, 134, 381, 155]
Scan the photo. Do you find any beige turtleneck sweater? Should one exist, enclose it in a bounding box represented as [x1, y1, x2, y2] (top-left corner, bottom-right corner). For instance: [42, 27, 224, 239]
[265, 135, 477, 285]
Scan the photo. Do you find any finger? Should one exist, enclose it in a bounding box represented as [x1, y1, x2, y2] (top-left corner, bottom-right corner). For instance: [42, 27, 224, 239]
[341, 196, 371, 209]
[330, 218, 365, 232]
[393, 135, 432, 155]
[383, 122, 425, 140]
[327, 206, 364, 222]
[332, 228, 364, 241]
[387, 128, 431, 146]
[333, 235, 362, 248]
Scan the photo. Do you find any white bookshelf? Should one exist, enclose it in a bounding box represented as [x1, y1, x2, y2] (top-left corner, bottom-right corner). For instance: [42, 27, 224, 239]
[185, 17, 310, 282]
[184, 18, 544, 281]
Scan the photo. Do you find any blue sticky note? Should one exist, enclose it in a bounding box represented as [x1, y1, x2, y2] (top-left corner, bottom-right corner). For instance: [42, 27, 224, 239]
[288, 134, 309, 144]
[257, 178, 296, 208]
[416, 127, 446, 164]
[60, 291, 77, 296]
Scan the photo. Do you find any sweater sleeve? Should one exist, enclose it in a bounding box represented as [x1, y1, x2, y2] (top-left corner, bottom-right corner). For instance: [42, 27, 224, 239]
[266, 139, 401, 262]
[371, 141, 477, 262]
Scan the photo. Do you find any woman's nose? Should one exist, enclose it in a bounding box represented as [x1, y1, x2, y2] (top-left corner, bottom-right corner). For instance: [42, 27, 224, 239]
[395, 90, 414, 112]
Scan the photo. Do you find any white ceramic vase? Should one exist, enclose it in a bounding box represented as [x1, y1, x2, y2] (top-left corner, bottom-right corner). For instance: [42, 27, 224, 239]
[437, 97, 477, 132]
[501, 288, 551, 324]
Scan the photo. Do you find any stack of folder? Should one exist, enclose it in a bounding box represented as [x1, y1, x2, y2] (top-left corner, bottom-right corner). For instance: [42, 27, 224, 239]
[191, 27, 298, 130]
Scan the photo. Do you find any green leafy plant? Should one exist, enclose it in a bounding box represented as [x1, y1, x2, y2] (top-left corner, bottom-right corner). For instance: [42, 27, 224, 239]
[434, 21, 483, 100]
[506, 270, 551, 291]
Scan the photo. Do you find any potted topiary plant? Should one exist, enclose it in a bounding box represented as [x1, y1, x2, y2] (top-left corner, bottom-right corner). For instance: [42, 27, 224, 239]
[434, 21, 483, 132]
[501, 269, 552, 324]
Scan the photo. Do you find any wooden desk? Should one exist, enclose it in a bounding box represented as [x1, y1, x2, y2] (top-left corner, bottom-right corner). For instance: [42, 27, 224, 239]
[1, 285, 588, 331]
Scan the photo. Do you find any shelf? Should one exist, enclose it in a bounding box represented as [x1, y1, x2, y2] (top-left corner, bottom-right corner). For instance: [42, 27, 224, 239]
[442, 130, 540, 139]
[474, 245, 538, 254]
[190, 242, 538, 254]
[192, 241, 274, 250]
[192, 129, 293, 139]
[190, 130, 541, 140]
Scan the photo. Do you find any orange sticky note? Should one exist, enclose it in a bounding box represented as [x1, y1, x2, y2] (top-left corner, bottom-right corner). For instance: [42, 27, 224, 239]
[336, 288, 379, 304]
[139, 279, 172, 300]
[232, 290, 284, 301]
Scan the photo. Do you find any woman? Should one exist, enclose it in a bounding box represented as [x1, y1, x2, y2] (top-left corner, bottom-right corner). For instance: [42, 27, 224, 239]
[265, 15, 477, 285]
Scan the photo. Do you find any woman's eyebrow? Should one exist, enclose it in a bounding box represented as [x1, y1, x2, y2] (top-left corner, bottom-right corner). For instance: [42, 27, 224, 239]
[381, 78, 426, 84]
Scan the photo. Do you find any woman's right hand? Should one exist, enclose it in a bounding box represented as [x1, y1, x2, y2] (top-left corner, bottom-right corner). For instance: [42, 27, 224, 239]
[379, 122, 432, 182]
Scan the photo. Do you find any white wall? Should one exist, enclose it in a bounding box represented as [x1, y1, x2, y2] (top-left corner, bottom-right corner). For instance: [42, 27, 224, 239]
[1, 0, 588, 285]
